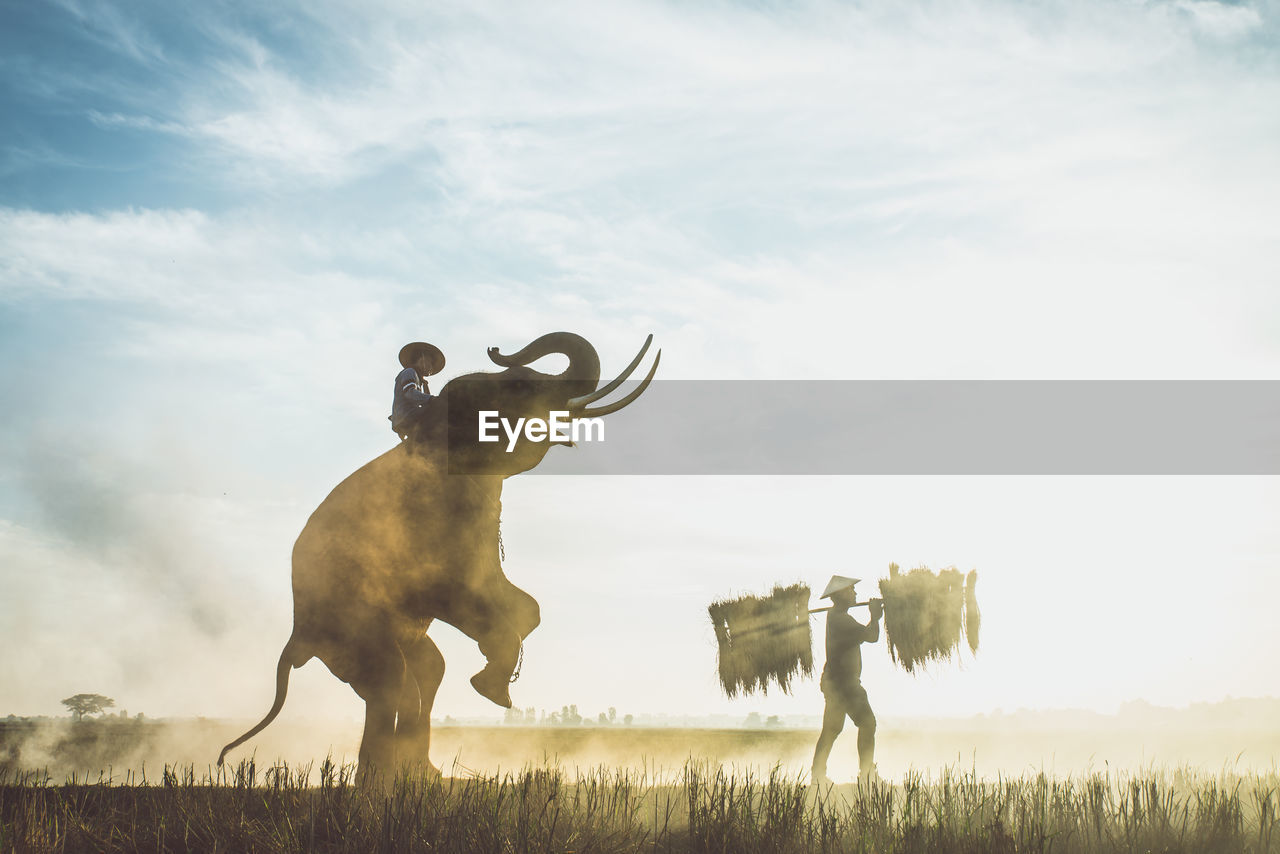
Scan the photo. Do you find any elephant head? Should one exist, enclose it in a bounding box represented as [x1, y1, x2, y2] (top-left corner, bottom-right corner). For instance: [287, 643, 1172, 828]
[425, 331, 660, 476]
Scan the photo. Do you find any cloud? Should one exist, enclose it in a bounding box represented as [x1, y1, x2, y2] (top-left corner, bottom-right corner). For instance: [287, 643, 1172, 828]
[1173, 0, 1264, 39]
[126, 0, 1273, 193]
[18, 0, 1258, 379]
[47, 0, 169, 66]
[87, 111, 191, 135]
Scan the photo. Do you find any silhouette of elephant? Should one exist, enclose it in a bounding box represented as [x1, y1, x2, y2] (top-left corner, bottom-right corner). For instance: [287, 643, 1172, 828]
[218, 331, 659, 780]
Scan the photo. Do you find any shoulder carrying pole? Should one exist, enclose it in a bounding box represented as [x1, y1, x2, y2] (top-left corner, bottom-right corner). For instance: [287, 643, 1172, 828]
[808, 599, 880, 614]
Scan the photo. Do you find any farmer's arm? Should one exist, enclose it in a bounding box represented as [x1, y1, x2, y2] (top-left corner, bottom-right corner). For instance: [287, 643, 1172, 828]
[397, 367, 434, 404]
[861, 600, 883, 643]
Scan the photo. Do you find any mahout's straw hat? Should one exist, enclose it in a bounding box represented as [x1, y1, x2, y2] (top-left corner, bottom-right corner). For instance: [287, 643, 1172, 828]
[398, 342, 446, 375]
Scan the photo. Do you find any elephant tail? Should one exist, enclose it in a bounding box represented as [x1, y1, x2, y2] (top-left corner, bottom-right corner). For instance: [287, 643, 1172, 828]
[217, 633, 309, 766]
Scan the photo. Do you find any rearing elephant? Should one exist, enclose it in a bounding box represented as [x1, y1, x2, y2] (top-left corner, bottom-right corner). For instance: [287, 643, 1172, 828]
[218, 332, 659, 778]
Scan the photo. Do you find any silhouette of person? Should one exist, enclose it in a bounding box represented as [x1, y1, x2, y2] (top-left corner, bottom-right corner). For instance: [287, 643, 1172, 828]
[811, 574, 882, 784]
[390, 342, 446, 440]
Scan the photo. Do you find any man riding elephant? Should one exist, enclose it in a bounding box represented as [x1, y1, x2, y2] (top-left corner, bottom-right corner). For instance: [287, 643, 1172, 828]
[390, 341, 446, 441]
[811, 574, 883, 784]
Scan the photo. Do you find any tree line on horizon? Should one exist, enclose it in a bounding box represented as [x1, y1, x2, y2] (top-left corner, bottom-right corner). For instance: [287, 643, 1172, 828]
[502, 705, 635, 726]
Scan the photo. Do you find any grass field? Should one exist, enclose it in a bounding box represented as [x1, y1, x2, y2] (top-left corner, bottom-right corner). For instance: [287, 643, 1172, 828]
[3, 759, 1278, 852]
[2, 720, 1278, 852]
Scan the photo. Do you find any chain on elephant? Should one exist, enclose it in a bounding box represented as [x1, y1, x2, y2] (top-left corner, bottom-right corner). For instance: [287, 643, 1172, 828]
[498, 516, 524, 684]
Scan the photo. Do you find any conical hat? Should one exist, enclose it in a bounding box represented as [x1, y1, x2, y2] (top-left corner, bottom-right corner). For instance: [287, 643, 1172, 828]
[399, 342, 446, 375]
[820, 575, 860, 599]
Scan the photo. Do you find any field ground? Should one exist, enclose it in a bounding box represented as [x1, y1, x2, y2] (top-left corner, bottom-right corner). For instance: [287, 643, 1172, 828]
[3, 721, 1278, 852]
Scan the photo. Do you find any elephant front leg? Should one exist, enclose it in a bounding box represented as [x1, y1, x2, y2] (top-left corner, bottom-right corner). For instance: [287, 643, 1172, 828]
[468, 624, 518, 708]
[445, 592, 532, 709]
[500, 577, 541, 640]
[395, 633, 445, 775]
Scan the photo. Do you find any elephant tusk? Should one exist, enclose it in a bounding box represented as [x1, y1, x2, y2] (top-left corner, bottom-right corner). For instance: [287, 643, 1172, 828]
[565, 334, 653, 408]
[570, 350, 661, 419]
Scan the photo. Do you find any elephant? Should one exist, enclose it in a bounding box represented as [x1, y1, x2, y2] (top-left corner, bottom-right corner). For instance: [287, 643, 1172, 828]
[217, 331, 659, 780]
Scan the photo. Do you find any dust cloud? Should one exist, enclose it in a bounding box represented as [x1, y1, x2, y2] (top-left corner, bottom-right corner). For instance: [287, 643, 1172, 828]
[17, 439, 240, 637]
[5, 700, 1277, 783]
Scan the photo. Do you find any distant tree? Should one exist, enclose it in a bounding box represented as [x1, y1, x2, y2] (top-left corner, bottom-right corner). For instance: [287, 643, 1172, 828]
[624, 714, 633, 726]
[598, 712, 608, 725]
[744, 711, 762, 729]
[765, 715, 781, 728]
[62, 694, 115, 721]
[608, 707, 617, 724]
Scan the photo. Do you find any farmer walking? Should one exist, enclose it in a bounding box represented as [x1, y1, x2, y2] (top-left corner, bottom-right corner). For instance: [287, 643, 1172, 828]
[811, 574, 882, 784]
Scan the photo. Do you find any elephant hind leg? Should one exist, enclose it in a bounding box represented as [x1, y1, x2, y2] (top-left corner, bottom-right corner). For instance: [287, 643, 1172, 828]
[396, 633, 445, 774]
[347, 636, 406, 787]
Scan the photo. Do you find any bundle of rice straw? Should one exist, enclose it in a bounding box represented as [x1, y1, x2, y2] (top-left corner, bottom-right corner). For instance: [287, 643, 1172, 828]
[707, 583, 813, 698]
[964, 569, 980, 654]
[878, 563, 981, 673]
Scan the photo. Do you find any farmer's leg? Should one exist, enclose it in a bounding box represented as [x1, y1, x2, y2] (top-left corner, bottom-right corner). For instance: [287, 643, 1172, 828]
[849, 683, 877, 776]
[811, 691, 848, 783]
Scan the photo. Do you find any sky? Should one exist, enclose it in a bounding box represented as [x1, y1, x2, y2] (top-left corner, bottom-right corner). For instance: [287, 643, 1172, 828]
[2, 0, 1280, 733]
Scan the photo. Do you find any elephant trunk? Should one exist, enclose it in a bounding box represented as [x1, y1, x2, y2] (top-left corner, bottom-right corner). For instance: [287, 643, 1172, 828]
[488, 332, 601, 397]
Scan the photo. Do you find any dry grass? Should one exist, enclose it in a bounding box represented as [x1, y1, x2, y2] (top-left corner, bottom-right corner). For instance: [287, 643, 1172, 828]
[878, 564, 980, 673]
[708, 583, 813, 698]
[2, 760, 1277, 853]
[964, 568, 981, 653]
